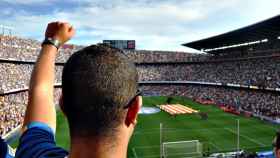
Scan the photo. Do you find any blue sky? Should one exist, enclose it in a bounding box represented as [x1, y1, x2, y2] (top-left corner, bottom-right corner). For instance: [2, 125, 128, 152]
[1, 0, 280, 52]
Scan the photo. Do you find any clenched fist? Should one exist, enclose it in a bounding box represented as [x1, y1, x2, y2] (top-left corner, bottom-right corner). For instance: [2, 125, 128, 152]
[45, 21, 75, 45]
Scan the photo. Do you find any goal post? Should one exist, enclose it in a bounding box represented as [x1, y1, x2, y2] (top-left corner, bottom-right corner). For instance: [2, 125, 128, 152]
[162, 140, 203, 158]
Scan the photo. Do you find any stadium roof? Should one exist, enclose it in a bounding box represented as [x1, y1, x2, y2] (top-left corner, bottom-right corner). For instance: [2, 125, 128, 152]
[182, 15, 280, 53]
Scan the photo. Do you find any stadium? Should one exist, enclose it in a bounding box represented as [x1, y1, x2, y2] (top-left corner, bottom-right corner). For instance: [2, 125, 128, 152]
[1, 11, 280, 158]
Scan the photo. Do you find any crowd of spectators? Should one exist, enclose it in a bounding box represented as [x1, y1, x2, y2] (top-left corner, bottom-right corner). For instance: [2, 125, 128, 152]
[0, 35, 81, 62]
[0, 104, 25, 136]
[0, 63, 63, 93]
[123, 50, 199, 63]
[0, 35, 41, 61]
[0, 88, 61, 136]
[0, 92, 27, 136]
[0, 35, 200, 63]
[1, 34, 280, 63]
[137, 57, 280, 88]
[1, 56, 279, 94]
[141, 85, 280, 119]
[0, 34, 280, 136]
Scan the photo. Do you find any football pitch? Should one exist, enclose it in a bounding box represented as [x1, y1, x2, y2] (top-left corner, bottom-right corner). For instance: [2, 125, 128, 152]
[40, 96, 280, 157]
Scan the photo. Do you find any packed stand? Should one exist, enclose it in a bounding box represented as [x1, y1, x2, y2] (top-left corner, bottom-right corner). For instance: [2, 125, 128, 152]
[0, 63, 63, 93]
[137, 57, 280, 88]
[0, 35, 200, 63]
[0, 35, 81, 62]
[0, 88, 61, 136]
[1, 34, 280, 136]
[141, 85, 280, 119]
[1, 34, 280, 64]
[0, 92, 27, 136]
[123, 50, 198, 63]
[0, 35, 41, 61]
[0, 104, 25, 136]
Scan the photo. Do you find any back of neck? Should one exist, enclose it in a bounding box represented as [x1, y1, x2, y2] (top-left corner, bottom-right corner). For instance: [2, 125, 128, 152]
[68, 136, 129, 158]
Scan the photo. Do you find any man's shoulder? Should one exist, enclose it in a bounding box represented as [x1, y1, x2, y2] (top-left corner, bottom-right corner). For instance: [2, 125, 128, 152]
[16, 122, 69, 158]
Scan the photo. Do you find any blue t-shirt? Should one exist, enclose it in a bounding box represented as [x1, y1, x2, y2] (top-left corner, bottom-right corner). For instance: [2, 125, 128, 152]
[15, 122, 68, 158]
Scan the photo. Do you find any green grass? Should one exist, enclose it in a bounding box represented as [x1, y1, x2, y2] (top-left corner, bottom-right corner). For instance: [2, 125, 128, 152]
[10, 96, 280, 157]
[126, 96, 280, 157]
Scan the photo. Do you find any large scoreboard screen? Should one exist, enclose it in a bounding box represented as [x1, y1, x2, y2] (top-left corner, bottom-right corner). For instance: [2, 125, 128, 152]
[103, 40, 136, 50]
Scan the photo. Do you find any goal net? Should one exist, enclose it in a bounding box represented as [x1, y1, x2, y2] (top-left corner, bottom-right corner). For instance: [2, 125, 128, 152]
[162, 140, 203, 158]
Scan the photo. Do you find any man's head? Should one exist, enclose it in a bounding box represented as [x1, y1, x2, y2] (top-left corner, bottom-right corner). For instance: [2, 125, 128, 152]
[61, 44, 141, 139]
[273, 130, 280, 158]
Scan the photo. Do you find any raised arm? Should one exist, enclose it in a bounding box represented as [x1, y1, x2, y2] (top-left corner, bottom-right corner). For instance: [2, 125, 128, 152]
[22, 22, 75, 132]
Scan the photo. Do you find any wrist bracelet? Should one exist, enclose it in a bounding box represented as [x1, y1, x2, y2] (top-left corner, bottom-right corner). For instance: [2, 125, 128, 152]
[42, 37, 61, 49]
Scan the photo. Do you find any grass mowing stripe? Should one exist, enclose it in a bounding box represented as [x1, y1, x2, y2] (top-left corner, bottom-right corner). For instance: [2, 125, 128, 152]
[224, 127, 266, 147]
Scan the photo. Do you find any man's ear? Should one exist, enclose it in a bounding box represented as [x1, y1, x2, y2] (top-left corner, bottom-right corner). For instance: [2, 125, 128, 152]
[125, 96, 142, 127]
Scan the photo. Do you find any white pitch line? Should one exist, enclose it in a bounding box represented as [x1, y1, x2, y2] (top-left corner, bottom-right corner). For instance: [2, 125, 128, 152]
[132, 147, 138, 158]
[224, 128, 266, 147]
[208, 141, 222, 151]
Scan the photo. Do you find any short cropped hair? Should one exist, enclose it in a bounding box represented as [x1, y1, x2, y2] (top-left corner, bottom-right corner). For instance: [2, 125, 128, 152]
[62, 45, 138, 138]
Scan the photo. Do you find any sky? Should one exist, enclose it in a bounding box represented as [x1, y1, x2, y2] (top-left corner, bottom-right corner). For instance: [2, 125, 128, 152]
[0, 0, 280, 52]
